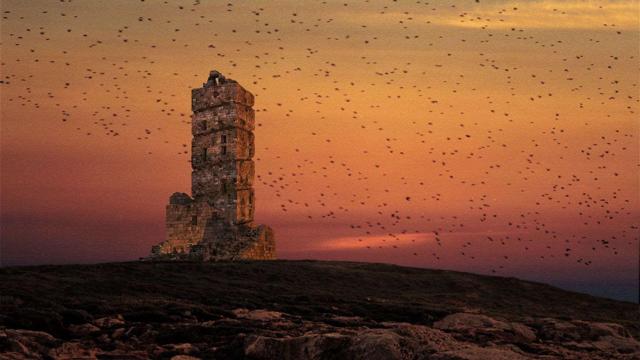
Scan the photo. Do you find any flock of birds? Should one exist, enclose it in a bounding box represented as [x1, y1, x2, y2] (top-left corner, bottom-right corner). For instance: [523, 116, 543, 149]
[1, 0, 637, 274]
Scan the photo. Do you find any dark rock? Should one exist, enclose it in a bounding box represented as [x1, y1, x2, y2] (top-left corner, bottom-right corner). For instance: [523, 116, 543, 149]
[1, 261, 638, 359]
[434, 313, 536, 345]
[61, 308, 93, 325]
[94, 315, 125, 329]
[68, 323, 100, 337]
[169, 192, 193, 205]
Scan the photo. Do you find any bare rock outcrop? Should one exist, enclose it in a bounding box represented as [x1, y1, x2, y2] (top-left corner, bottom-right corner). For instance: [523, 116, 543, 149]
[2, 310, 638, 359]
[434, 313, 537, 345]
[2, 261, 638, 359]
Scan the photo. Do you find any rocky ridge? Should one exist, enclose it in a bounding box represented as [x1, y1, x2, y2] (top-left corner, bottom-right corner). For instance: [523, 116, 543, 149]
[1, 260, 638, 359]
[2, 309, 639, 359]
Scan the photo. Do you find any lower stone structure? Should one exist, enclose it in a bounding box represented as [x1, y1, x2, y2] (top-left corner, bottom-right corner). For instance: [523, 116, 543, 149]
[151, 192, 275, 261]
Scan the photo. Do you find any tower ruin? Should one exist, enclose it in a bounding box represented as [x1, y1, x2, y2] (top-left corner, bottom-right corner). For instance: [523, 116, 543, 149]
[151, 70, 275, 260]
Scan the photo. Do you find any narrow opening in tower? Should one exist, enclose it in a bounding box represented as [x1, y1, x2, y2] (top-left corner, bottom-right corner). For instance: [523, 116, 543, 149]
[191, 215, 197, 225]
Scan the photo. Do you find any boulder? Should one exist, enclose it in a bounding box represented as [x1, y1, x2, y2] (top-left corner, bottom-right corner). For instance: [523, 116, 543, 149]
[430, 345, 530, 360]
[244, 332, 351, 359]
[232, 308, 283, 321]
[94, 315, 125, 328]
[68, 323, 100, 337]
[243, 322, 490, 360]
[529, 318, 640, 355]
[48, 341, 98, 359]
[434, 313, 536, 344]
[1, 329, 59, 358]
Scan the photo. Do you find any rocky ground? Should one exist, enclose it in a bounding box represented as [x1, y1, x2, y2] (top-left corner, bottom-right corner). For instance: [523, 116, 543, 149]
[0, 260, 638, 359]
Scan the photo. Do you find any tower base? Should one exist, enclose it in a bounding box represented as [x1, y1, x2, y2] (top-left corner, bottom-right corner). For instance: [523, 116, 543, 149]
[149, 192, 276, 261]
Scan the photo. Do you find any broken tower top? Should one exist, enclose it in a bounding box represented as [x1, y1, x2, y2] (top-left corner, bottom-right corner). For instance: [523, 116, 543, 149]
[203, 70, 237, 87]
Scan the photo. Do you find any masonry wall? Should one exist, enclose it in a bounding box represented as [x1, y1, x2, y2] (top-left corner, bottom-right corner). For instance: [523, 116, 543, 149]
[238, 225, 276, 259]
[192, 104, 255, 134]
[191, 77, 255, 226]
[191, 81, 254, 112]
[191, 161, 255, 203]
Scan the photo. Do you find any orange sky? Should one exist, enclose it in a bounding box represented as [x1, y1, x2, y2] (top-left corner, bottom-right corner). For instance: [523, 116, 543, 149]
[1, 0, 638, 301]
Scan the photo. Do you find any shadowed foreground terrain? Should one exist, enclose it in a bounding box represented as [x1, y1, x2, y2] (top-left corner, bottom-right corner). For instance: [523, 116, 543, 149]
[0, 260, 638, 359]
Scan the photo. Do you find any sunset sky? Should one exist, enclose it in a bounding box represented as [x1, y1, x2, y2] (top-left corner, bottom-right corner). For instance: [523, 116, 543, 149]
[1, 0, 638, 301]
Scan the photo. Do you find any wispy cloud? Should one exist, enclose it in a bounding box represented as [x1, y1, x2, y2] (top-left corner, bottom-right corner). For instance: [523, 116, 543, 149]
[317, 232, 435, 251]
[340, 0, 638, 30]
[439, 0, 639, 30]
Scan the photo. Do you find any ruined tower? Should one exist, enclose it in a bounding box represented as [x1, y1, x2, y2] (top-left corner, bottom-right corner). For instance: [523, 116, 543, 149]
[151, 70, 275, 260]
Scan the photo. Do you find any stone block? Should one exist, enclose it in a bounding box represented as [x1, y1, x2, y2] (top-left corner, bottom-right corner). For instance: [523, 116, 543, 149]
[191, 160, 254, 200]
[192, 104, 255, 135]
[191, 82, 254, 112]
[191, 127, 254, 165]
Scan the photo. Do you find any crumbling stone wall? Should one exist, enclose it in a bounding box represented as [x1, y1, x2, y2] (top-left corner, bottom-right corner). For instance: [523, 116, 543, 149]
[151, 70, 275, 261]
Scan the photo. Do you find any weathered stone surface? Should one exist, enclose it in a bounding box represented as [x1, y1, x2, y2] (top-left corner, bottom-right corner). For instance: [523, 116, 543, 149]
[94, 315, 125, 329]
[170, 355, 201, 360]
[232, 309, 284, 321]
[169, 192, 193, 205]
[191, 127, 254, 166]
[192, 103, 255, 135]
[239, 319, 595, 360]
[150, 70, 275, 261]
[434, 312, 537, 345]
[0, 329, 59, 359]
[191, 81, 254, 112]
[191, 160, 255, 191]
[68, 323, 100, 337]
[429, 346, 530, 360]
[48, 341, 98, 359]
[524, 317, 640, 356]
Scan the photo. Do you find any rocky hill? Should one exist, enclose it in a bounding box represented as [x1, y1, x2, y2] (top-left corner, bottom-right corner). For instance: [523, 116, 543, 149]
[0, 260, 638, 359]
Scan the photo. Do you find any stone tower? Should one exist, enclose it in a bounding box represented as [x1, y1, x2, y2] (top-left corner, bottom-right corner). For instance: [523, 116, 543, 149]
[151, 70, 275, 260]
